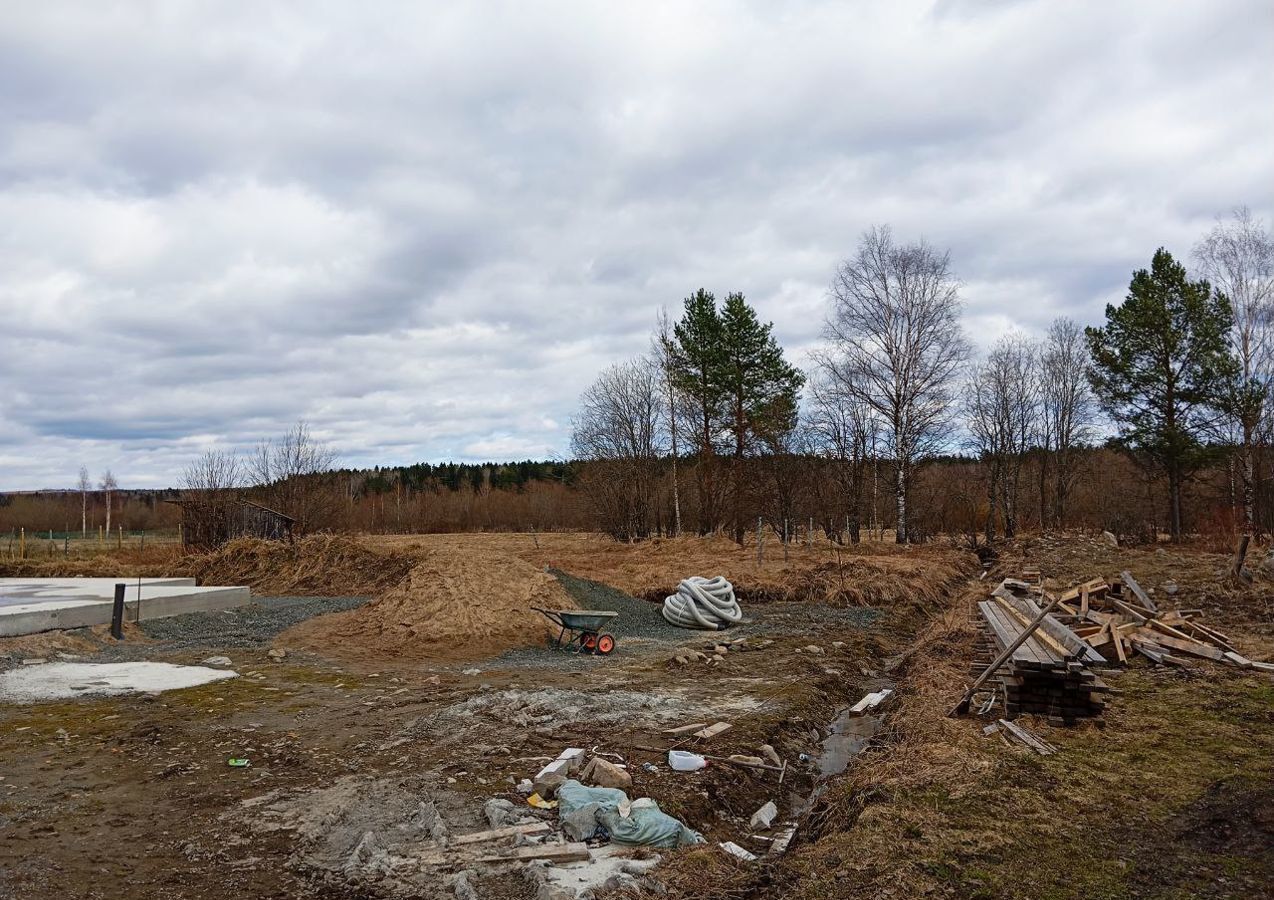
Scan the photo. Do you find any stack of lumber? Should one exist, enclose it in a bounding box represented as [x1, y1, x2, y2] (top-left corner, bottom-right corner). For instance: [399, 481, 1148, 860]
[975, 579, 1111, 724]
[1054, 571, 1272, 672]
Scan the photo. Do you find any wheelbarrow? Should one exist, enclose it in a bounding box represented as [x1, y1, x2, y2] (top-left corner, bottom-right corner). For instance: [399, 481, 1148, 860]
[532, 608, 619, 655]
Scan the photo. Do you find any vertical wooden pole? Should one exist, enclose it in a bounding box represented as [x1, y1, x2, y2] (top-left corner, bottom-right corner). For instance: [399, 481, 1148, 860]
[19, 528, 24, 559]
[111, 583, 126, 640]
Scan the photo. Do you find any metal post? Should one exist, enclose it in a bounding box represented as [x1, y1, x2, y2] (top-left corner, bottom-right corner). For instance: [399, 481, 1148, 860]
[111, 583, 126, 640]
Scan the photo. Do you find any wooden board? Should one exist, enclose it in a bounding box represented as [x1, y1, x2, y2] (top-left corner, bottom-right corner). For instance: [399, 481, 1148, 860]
[663, 722, 709, 736]
[453, 823, 551, 845]
[1120, 571, 1158, 613]
[475, 842, 592, 864]
[693, 722, 733, 741]
[1133, 630, 1225, 661]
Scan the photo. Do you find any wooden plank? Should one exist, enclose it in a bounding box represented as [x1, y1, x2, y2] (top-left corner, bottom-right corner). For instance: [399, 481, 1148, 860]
[693, 722, 733, 741]
[999, 719, 1056, 755]
[1120, 571, 1157, 613]
[1111, 625, 1127, 664]
[993, 596, 1072, 658]
[663, 722, 709, 736]
[1133, 630, 1225, 661]
[1080, 585, 1090, 618]
[996, 592, 1104, 664]
[453, 823, 551, 845]
[476, 842, 592, 864]
[1059, 578, 1108, 603]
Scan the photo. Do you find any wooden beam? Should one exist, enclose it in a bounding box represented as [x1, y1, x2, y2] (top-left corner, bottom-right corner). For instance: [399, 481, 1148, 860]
[1119, 571, 1157, 613]
[453, 823, 551, 845]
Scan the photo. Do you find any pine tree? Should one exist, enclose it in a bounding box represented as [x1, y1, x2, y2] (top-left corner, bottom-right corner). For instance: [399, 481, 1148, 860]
[718, 293, 805, 543]
[669, 289, 727, 534]
[1086, 249, 1238, 541]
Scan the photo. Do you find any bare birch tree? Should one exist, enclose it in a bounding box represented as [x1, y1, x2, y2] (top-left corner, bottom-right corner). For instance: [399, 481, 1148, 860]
[1040, 317, 1095, 528]
[249, 421, 338, 533]
[182, 450, 243, 500]
[77, 466, 91, 537]
[806, 365, 877, 543]
[1193, 206, 1274, 535]
[571, 358, 665, 540]
[99, 470, 117, 536]
[824, 226, 970, 543]
[966, 332, 1039, 542]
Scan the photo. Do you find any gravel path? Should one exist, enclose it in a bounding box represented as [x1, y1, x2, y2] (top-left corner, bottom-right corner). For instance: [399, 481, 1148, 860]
[0, 596, 369, 668]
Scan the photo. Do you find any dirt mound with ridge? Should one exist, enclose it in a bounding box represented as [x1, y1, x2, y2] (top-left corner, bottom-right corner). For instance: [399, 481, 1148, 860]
[279, 548, 577, 662]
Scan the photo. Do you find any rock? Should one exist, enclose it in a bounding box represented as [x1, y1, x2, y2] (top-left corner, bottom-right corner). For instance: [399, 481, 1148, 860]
[803, 645, 823, 655]
[1261, 553, 1274, 575]
[267, 649, 287, 660]
[1155, 548, 1168, 557]
[711, 653, 725, 663]
[532, 771, 566, 799]
[516, 779, 534, 795]
[461, 668, 482, 676]
[760, 744, 782, 767]
[758, 639, 775, 648]
[580, 757, 632, 790]
[426, 674, 441, 685]
[1162, 581, 1179, 596]
[713, 645, 728, 654]
[749, 800, 778, 830]
[483, 798, 517, 828]
[1101, 531, 1119, 547]
[831, 641, 846, 649]
[202, 656, 232, 667]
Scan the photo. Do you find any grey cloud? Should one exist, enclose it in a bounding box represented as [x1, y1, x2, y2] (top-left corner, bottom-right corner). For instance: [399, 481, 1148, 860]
[1, 0, 1271, 488]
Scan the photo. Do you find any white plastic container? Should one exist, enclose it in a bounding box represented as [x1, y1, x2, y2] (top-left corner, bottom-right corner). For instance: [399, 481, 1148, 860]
[667, 750, 708, 772]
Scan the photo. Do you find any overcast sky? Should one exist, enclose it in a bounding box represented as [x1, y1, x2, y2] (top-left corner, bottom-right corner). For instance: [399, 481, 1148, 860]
[1, 1, 1271, 490]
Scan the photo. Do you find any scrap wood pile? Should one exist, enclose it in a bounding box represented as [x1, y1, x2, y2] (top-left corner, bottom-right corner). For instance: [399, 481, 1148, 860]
[1056, 571, 1271, 672]
[967, 569, 1273, 725]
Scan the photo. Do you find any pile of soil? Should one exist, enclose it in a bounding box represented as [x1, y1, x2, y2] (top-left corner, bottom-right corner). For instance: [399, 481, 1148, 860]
[279, 548, 577, 662]
[181, 535, 415, 596]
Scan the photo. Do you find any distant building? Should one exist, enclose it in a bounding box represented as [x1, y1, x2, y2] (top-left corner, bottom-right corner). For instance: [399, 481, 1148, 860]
[165, 498, 295, 550]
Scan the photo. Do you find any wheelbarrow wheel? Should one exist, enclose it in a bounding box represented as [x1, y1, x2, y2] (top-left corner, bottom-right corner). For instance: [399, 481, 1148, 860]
[582, 633, 598, 653]
[596, 633, 615, 655]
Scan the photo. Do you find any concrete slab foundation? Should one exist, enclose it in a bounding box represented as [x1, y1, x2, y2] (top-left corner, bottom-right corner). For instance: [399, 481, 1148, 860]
[0, 577, 251, 637]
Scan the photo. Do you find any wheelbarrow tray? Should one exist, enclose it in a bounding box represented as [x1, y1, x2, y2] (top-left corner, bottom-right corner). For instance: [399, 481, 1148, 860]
[553, 610, 619, 631]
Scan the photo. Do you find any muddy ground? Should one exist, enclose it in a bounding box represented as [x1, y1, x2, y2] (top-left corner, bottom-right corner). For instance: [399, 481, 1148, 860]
[1, 532, 1271, 900]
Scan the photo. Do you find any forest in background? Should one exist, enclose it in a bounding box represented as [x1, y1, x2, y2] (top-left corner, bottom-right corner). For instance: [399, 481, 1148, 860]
[4, 209, 1270, 551]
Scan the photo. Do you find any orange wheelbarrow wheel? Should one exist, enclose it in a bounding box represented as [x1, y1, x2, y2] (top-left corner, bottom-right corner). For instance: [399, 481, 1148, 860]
[596, 633, 616, 655]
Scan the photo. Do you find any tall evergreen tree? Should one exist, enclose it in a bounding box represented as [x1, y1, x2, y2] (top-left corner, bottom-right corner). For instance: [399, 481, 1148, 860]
[1086, 248, 1238, 541]
[718, 293, 805, 543]
[669, 289, 727, 534]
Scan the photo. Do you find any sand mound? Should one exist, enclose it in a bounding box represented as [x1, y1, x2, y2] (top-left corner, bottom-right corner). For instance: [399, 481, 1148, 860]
[182, 535, 415, 597]
[280, 548, 577, 661]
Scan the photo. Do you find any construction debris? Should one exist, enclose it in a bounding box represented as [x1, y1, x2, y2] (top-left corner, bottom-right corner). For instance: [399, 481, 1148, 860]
[966, 572, 1266, 725]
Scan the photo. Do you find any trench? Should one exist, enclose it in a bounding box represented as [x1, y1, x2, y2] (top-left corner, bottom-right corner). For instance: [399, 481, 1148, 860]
[789, 682, 892, 820]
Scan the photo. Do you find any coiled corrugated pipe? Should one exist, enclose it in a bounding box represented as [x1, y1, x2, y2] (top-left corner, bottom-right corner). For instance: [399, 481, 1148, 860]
[661, 575, 742, 630]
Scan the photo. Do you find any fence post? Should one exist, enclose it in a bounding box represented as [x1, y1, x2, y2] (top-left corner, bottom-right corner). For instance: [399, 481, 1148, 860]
[111, 583, 126, 640]
[19, 528, 24, 560]
[756, 517, 764, 567]
[117, 526, 122, 550]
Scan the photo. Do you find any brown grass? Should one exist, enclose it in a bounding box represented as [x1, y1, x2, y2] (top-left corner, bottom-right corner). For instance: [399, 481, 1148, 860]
[176, 534, 416, 596]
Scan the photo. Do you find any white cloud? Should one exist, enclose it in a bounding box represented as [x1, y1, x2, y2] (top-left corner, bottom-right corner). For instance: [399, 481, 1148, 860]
[0, 0, 1271, 488]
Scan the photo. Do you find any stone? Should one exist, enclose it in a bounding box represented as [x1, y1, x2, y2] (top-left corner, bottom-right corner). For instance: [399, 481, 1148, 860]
[713, 645, 728, 654]
[202, 656, 232, 667]
[749, 800, 778, 830]
[760, 744, 782, 767]
[711, 654, 725, 662]
[803, 645, 823, 655]
[484, 798, 517, 828]
[267, 649, 287, 660]
[532, 771, 566, 799]
[831, 641, 846, 649]
[579, 757, 632, 790]
[516, 779, 534, 795]
[1162, 581, 1179, 596]
[1101, 531, 1119, 548]
[426, 675, 441, 685]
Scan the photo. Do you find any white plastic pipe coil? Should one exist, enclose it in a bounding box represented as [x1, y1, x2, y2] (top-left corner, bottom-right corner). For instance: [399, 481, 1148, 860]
[661, 575, 742, 630]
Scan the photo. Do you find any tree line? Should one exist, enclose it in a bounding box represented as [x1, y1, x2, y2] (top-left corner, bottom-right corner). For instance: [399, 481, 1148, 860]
[571, 208, 1274, 545]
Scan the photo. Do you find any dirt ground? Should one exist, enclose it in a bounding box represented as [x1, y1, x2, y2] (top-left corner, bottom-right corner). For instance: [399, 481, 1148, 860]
[1, 532, 1271, 900]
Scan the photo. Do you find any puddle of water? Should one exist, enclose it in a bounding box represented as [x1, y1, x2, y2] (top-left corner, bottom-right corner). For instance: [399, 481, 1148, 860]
[818, 707, 881, 777]
[790, 684, 893, 818]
